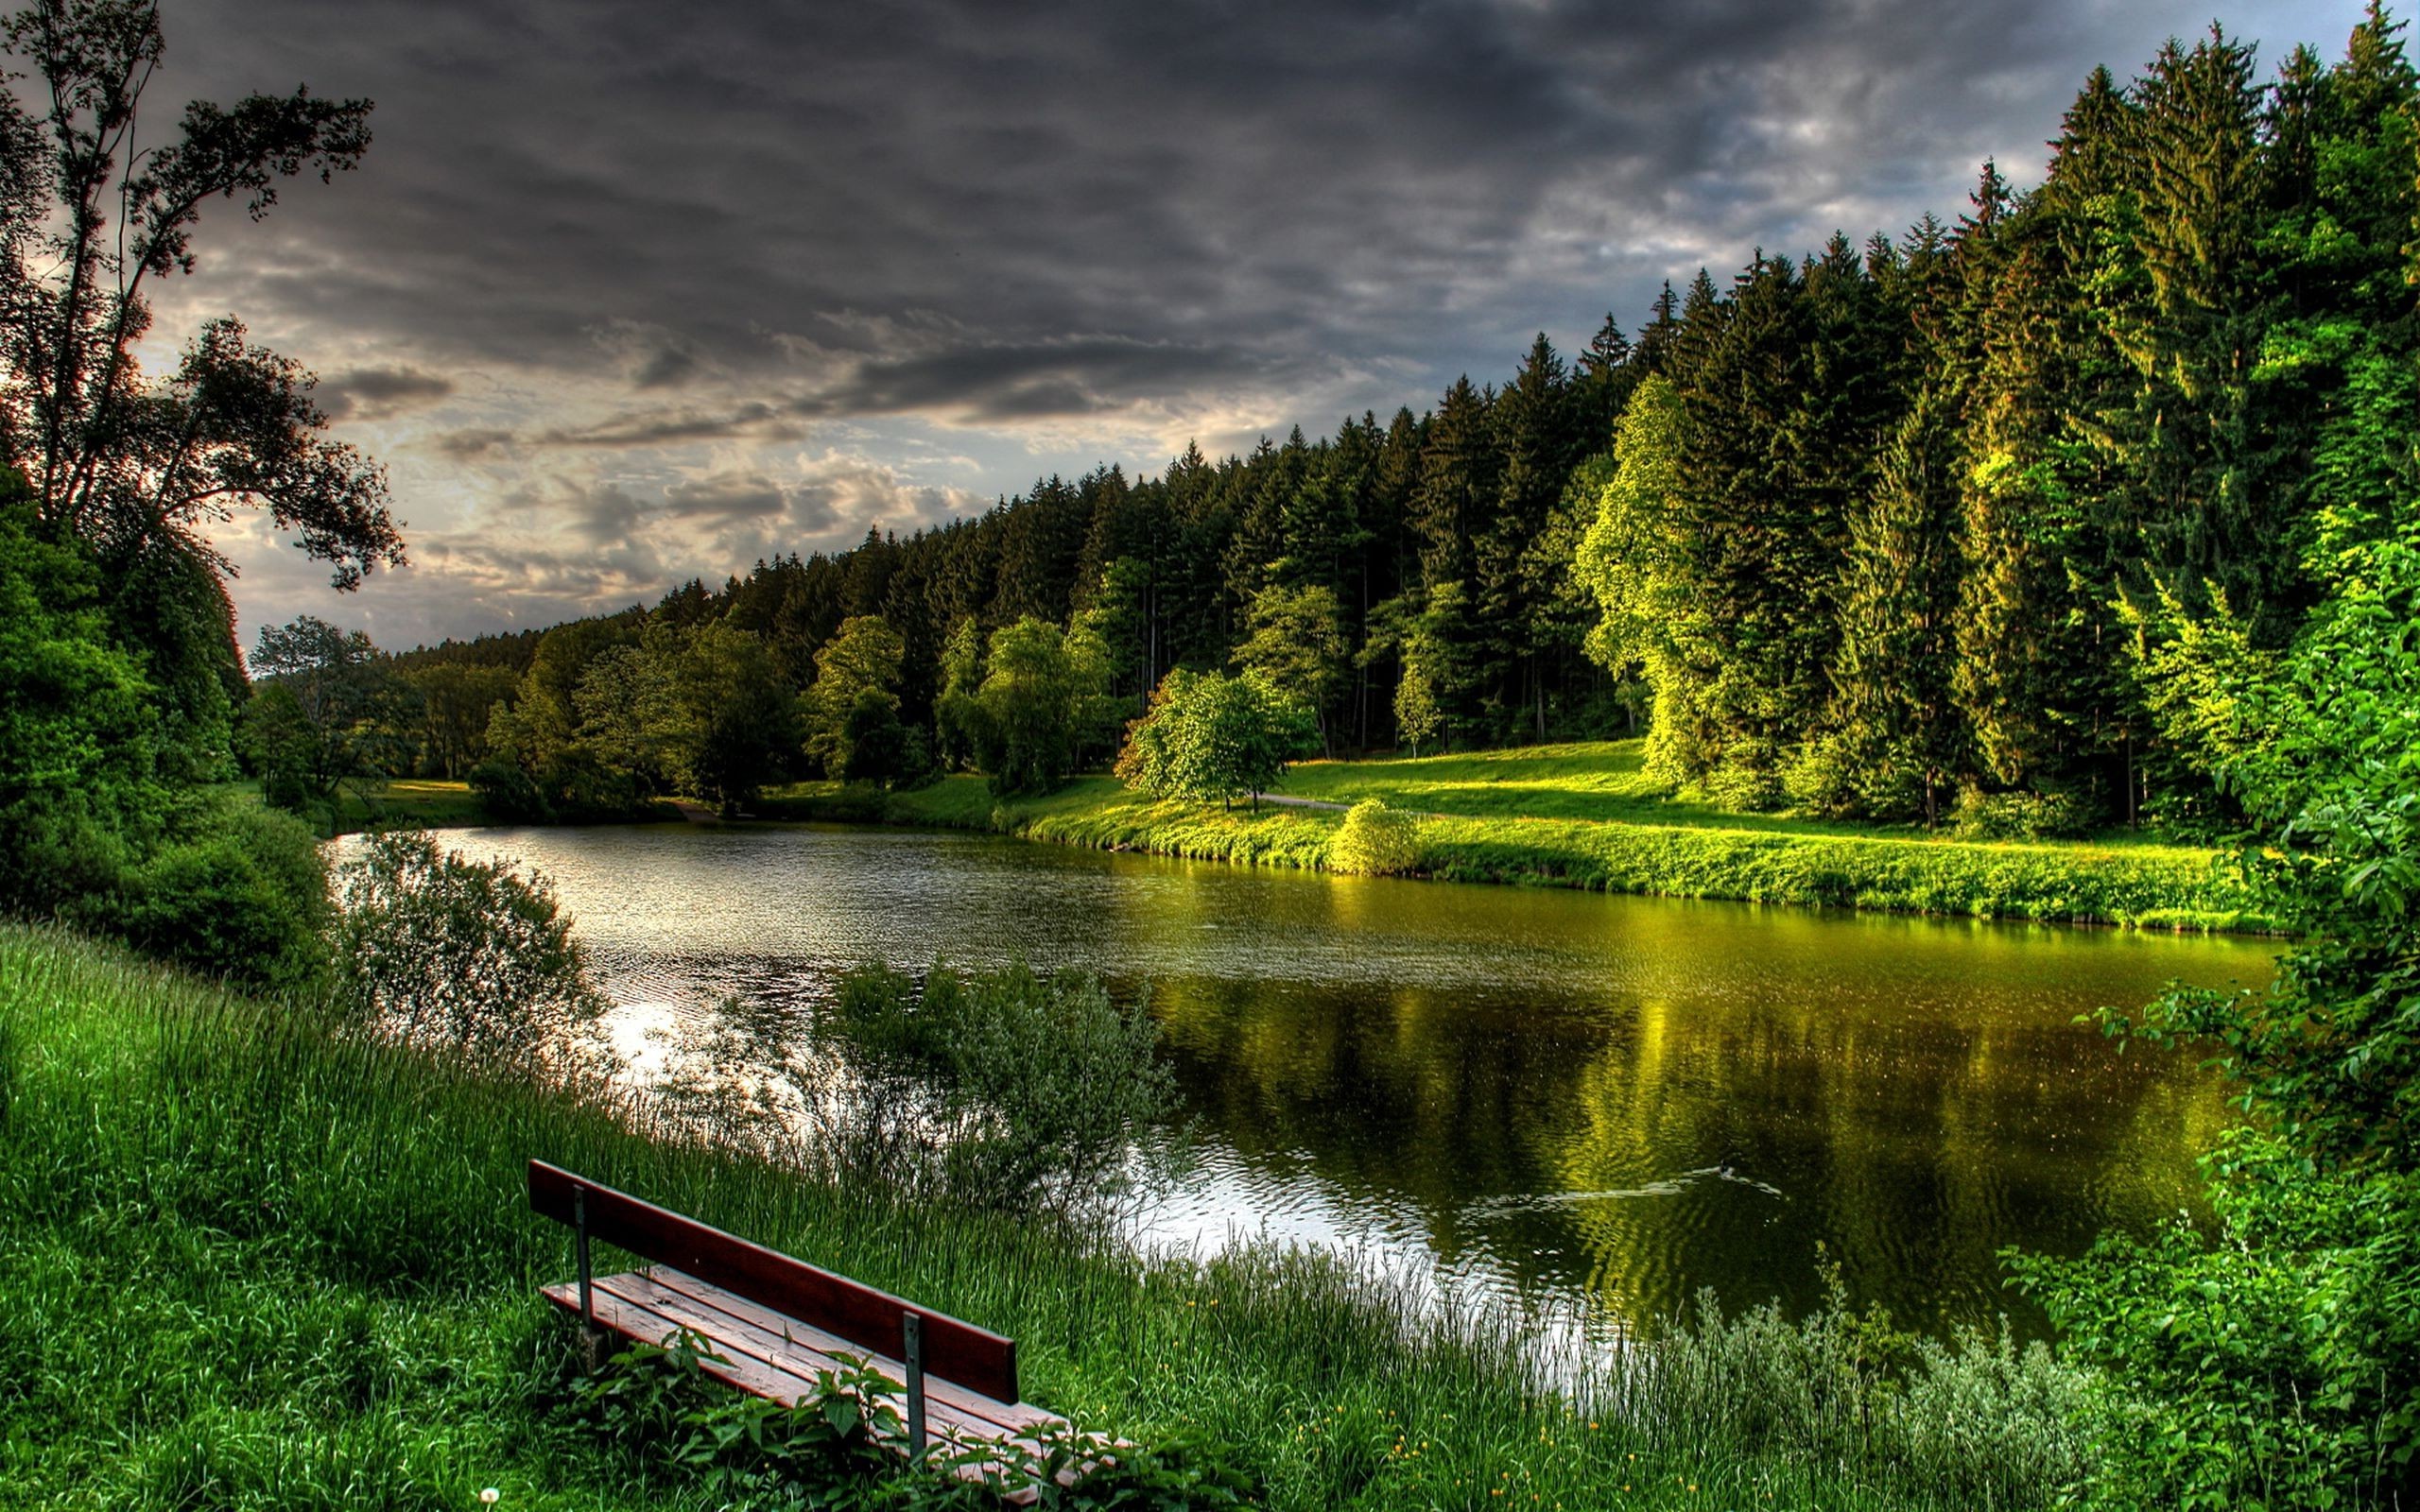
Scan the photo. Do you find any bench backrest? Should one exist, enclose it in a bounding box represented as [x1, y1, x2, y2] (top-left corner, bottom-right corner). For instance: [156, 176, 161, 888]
[527, 1160, 1019, 1404]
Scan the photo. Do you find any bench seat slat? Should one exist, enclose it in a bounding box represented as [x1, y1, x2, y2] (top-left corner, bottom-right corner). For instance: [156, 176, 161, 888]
[527, 1160, 1110, 1503]
[634, 1265, 1063, 1435]
[542, 1278, 1062, 1500]
[528, 1160, 1017, 1403]
[589, 1269, 1060, 1447]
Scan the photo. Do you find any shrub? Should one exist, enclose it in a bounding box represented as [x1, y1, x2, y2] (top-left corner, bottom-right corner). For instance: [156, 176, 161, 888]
[839, 687, 908, 785]
[2014, 1135, 2420, 1510]
[798, 960, 1177, 1220]
[1326, 798, 1424, 876]
[1952, 786, 2088, 841]
[101, 797, 331, 991]
[0, 476, 167, 919]
[1703, 755, 1786, 813]
[1116, 667, 1315, 810]
[1780, 732, 1864, 817]
[893, 724, 942, 789]
[467, 754, 550, 821]
[330, 829, 613, 1074]
[571, 1329, 1249, 1508]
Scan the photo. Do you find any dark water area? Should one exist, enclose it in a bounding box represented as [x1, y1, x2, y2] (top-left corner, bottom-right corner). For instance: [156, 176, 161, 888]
[390, 822, 2273, 1337]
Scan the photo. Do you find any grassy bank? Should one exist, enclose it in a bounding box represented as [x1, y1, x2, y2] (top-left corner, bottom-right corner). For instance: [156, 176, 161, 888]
[764, 743, 2259, 932]
[0, 924, 2088, 1510]
[213, 778, 488, 835]
[322, 747, 2256, 931]
[331, 777, 488, 833]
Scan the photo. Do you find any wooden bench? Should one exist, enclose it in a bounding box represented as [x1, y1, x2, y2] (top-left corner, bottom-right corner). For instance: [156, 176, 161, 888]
[527, 1160, 1072, 1491]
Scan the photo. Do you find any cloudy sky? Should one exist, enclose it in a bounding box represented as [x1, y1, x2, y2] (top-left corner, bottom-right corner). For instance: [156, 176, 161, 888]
[134, 0, 2371, 653]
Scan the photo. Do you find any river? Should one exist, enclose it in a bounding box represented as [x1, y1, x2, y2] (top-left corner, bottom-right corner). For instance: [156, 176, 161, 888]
[403, 821, 2273, 1337]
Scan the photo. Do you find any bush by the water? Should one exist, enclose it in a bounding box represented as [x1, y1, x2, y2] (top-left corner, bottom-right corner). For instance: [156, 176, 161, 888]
[2014, 1135, 2418, 1511]
[1325, 797, 1425, 876]
[103, 795, 334, 992]
[800, 960, 1177, 1219]
[332, 829, 614, 1074]
[2002, 515, 2420, 1508]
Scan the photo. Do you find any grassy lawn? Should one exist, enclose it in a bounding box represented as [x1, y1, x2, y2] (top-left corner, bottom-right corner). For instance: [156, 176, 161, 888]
[1280, 741, 2190, 851]
[212, 777, 489, 835]
[763, 743, 2254, 930]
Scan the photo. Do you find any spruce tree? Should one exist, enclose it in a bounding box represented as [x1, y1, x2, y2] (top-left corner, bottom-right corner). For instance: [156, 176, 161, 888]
[1823, 382, 1967, 822]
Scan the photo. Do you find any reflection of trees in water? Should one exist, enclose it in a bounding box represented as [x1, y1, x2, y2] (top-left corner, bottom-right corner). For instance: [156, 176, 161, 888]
[1150, 967, 2229, 1336]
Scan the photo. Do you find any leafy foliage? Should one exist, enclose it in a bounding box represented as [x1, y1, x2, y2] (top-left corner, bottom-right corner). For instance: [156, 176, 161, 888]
[0, 2, 398, 590]
[239, 614, 414, 828]
[1115, 667, 1314, 811]
[806, 615, 907, 777]
[797, 960, 1177, 1220]
[2015, 1138, 2417, 1511]
[330, 829, 613, 1075]
[963, 616, 1113, 796]
[1325, 798, 1424, 877]
[2014, 508, 2420, 1503]
[0, 469, 163, 914]
[566, 1330, 1252, 1510]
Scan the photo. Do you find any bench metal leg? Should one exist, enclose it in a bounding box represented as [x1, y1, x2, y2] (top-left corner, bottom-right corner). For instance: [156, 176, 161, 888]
[903, 1312, 926, 1456]
[574, 1185, 603, 1370]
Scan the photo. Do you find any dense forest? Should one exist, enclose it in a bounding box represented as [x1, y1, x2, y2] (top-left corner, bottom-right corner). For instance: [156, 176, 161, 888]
[342, 12, 2418, 837]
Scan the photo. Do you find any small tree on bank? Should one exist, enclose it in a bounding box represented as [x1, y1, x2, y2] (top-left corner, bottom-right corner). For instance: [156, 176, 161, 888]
[333, 829, 613, 1076]
[1115, 667, 1313, 811]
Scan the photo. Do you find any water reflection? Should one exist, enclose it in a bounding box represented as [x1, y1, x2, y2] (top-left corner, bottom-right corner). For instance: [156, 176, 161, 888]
[379, 823, 2271, 1335]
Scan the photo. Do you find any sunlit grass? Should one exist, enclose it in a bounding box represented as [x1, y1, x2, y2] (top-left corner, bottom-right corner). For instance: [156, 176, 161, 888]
[1282, 741, 2201, 851]
[334, 777, 488, 833]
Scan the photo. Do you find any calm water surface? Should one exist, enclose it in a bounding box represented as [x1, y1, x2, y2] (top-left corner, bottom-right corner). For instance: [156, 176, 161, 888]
[414, 823, 2273, 1335]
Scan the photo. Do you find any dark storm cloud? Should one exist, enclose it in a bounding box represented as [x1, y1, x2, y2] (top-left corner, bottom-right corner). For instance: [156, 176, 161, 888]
[819, 337, 1267, 421]
[427, 426, 514, 461]
[664, 472, 790, 525]
[159, 0, 2360, 420]
[531, 402, 804, 450]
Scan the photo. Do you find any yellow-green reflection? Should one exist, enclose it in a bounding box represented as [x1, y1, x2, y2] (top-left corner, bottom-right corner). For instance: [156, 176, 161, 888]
[402, 823, 2273, 1336]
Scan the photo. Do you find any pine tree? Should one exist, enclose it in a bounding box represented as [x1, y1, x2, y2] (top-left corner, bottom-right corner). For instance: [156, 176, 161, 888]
[1823, 382, 1967, 822]
[1956, 93, 2142, 810]
[1478, 334, 1579, 733]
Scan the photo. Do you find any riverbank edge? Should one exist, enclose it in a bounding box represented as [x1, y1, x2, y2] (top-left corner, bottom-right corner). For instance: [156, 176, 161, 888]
[0, 922, 2081, 1510]
[758, 776, 2271, 935]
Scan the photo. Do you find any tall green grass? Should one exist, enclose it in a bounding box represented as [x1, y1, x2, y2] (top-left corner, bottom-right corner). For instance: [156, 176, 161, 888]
[0, 924, 2094, 1509]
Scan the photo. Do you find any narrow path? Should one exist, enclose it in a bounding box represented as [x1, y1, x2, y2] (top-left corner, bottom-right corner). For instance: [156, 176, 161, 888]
[1253, 792, 1452, 819]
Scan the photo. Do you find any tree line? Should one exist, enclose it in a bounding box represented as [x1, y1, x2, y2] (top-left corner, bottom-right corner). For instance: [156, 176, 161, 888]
[349, 14, 2417, 839]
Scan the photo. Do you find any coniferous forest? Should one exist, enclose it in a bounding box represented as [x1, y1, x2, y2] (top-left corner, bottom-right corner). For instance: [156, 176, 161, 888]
[378, 13, 2420, 842]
